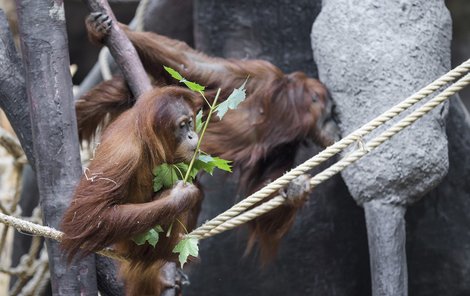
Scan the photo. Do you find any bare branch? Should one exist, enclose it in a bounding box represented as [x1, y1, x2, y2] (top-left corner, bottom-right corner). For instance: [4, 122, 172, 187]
[0, 10, 34, 165]
[82, 0, 152, 97]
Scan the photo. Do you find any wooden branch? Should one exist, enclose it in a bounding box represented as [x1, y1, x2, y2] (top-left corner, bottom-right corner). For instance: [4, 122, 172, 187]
[95, 255, 125, 296]
[81, 1, 174, 295]
[15, 0, 98, 294]
[82, 0, 151, 97]
[0, 10, 34, 165]
[77, 0, 194, 97]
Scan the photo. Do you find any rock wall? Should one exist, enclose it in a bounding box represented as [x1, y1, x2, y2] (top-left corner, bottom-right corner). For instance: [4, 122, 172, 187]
[312, 0, 450, 206]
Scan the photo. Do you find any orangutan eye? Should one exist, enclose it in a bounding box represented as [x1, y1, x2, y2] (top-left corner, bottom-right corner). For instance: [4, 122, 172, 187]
[180, 121, 186, 128]
[188, 118, 193, 127]
[312, 94, 319, 103]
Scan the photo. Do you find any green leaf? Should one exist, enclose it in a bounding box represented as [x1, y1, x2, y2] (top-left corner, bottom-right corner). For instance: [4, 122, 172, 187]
[172, 237, 199, 268]
[164, 66, 205, 92]
[153, 163, 178, 192]
[153, 161, 199, 192]
[195, 110, 204, 133]
[132, 225, 164, 247]
[173, 163, 189, 180]
[198, 154, 213, 163]
[132, 233, 147, 246]
[211, 157, 232, 172]
[188, 165, 200, 180]
[216, 78, 248, 119]
[193, 155, 232, 175]
[164, 66, 183, 81]
[174, 162, 199, 183]
[193, 158, 216, 175]
[198, 154, 232, 172]
[181, 79, 205, 92]
[146, 229, 159, 247]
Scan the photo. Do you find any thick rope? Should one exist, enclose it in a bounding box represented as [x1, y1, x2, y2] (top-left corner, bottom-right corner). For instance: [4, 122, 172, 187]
[188, 58, 470, 238]
[191, 72, 470, 239]
[0, 212, 126, 262]
[0, 128, 24, 160]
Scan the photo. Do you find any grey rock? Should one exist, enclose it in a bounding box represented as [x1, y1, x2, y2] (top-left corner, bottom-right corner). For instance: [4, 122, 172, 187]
[406, 97, 470, 295]
[364, 201, 407, 295]
[311, 0, 451, 205]
[312, 1, 455, 296]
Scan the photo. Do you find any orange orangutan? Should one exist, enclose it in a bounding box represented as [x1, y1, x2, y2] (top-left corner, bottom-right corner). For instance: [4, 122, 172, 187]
[73, 12, 338, 270]
[61, 86, 203, 295]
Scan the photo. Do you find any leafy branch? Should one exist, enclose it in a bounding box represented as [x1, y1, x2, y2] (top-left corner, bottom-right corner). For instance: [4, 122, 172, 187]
[133, 66, 248, 267]
[183, 88, 221, 183]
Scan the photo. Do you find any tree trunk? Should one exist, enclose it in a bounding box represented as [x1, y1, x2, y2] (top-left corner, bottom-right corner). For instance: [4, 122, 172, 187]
[0, 9, 34, 165]
[15, 0, 98, 294]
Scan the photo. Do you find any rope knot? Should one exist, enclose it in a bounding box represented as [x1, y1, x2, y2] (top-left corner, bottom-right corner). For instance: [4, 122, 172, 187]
[280, 174, 312, 207]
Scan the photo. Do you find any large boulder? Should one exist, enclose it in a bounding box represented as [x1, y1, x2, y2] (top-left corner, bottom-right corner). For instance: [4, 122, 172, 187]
[406, 98, 470, 295]
[311, 0, 450, 206]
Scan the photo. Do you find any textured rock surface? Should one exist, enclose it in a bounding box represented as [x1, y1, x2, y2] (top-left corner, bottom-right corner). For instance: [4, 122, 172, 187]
[194, 0, 321, 77]
[311, 1, 464, 295]
[312, 0, 450, 205]
[364, 201, 407, 295]
[406, 97, 470, 295]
